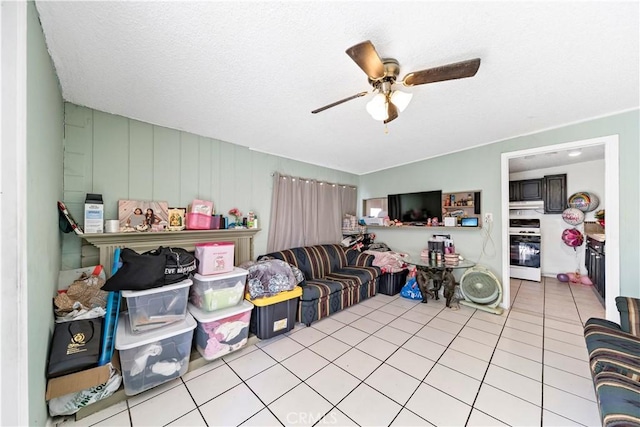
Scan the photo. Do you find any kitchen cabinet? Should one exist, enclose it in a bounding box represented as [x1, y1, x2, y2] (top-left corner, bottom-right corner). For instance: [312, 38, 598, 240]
[543, 174, 567, 214]
[586, 237, 605, 303]
[509, 174, 567, 214]
[509, 179, 543, 201]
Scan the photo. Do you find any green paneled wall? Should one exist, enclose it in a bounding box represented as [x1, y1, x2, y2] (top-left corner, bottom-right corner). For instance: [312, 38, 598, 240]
[360, 109, 640, 298]
[27, 2, 64, 424]
[62, 103, 359, 268]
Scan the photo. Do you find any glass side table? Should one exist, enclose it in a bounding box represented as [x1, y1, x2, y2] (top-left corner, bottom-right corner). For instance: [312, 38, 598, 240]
[405, 255, 475, 307]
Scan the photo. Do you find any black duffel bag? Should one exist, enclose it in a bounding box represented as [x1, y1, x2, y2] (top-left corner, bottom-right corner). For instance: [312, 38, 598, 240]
[102, 247, 198, 292]
[47, 318, 102, 378]
[155, 247, 198, 284]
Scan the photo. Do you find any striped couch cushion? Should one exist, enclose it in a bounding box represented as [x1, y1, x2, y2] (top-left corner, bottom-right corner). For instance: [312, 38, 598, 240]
[301, 278, 353, 301]
[262, 244, 347, 280]
[593, 370, 640, 427]
[584, 319, 640, 379]
[616, 297, 640, 337]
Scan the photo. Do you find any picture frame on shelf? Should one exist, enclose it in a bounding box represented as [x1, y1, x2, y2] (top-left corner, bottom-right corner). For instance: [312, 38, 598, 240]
[118, 200, 169, 232]
[168, 208, 186, 231]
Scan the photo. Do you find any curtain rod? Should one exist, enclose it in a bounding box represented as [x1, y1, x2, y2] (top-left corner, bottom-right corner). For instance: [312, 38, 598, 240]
[271, 172, 357, 189]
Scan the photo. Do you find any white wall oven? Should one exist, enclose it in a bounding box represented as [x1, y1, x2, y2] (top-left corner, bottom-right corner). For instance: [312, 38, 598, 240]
[509, 218, 541, 282]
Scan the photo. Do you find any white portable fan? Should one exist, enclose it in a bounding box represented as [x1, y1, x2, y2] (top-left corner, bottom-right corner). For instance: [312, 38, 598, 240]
[459, 265, 504, 315]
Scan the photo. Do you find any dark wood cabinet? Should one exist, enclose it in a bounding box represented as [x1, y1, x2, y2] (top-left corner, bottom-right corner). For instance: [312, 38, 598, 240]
[509, 179, 543, 201]
[520, 179, 543, 201]
[510, 174, 567, 214]
[509, 181, 520, 202]
[586, 237, 605, 303]
[543, 174, 567, 214]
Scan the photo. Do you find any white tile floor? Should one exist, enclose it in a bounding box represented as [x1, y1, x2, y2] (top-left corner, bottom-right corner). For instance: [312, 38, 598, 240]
[57, 277, 606, 427]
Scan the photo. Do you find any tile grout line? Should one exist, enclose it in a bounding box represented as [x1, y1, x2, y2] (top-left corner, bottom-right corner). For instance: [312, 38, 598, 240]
[222, 352, 287, 426]
[317, 298, 435, 426]
[461, 279, 527, 427]
[178, 377, 209, 427]
[113, 286, 599, 427]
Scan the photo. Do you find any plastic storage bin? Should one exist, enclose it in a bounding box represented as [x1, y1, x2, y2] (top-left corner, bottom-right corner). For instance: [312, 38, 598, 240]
[377, 270, 409, 296]
[115, 312, 196, 396]
[188, 300, 254, 361]
[190, 268, 247, 312]
[186, 212, 211, 230]
[247, 287, 302, 339]
[195, 241, 234, 275]
[121, 279, 192, 334]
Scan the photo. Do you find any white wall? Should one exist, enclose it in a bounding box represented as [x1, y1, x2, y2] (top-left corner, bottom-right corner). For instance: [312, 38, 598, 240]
[510, 159, 605, 277]
[360, 110, 639, 299]
[0, 2, 29, 425]
[26, 2, 65, 424]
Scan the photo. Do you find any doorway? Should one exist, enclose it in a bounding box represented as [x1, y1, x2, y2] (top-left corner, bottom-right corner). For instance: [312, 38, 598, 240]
[500, 135, 620, 322]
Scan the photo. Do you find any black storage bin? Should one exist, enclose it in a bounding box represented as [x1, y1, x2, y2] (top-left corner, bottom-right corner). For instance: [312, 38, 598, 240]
[248, 287, 301, 339]
[377, 269, 409, 296]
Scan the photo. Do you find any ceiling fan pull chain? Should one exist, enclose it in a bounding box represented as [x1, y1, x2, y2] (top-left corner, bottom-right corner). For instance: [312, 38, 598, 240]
[384, 124, 389, 134]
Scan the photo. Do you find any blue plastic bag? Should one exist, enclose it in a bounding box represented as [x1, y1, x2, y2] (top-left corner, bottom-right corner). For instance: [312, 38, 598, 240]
[400, 277, 423, 300]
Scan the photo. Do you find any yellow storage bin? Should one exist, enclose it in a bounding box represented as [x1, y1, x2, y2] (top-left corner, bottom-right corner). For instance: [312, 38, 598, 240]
[245, 287, 302, 339]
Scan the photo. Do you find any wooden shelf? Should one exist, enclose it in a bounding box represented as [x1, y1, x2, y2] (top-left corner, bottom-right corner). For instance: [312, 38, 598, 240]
[82, 228, 261, 275]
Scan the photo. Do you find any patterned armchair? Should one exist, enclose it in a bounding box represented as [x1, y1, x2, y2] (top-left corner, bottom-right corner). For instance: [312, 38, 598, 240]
[583, 297, 640, 427]
[259, 244, 380, 326]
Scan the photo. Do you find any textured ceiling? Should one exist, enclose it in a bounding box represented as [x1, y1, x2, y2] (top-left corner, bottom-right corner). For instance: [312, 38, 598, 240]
[509, 144, 605, 173]
[36, 1, 639, 175]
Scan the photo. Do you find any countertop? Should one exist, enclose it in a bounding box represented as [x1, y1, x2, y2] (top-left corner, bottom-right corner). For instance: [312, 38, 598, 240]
[584, 221, 605, 243]
[587, 233, 605, 243]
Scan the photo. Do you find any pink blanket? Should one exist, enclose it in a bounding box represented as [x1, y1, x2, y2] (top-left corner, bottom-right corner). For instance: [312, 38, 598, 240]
[364, 250, 408, 274]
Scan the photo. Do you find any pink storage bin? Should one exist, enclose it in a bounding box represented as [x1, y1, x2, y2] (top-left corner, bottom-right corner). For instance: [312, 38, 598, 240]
[195, 241, 234, 275]
[186, 213, 211, 230]
[190, 199, 213, 216]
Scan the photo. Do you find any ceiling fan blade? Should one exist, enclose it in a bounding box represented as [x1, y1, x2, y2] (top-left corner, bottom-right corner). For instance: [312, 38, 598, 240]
[311, 91, 368, 114]
[402, 58, 481, 87]
[384, 100, 398, 124]
[345, 40, 386, 81]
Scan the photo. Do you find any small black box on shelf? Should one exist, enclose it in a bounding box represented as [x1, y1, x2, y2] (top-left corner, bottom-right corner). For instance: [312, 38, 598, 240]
[377, 269, 409, 296]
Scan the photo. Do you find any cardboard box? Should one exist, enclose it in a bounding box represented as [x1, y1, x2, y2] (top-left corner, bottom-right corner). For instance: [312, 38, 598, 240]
[45, 352, 119, 400]
[84, 194, 104, 234]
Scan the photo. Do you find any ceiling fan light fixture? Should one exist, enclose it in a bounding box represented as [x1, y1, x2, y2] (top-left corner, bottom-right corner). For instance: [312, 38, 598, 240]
[366, 93, 389, 121]
[390, 90, 413, 112]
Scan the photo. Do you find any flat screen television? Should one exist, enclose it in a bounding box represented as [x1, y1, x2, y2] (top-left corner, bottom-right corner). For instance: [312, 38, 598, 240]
[388, 190, 442, 224]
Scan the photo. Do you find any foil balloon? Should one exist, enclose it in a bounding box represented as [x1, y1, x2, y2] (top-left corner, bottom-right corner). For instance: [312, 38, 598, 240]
[568, 192, 591, 211]
[562, 208, 585, 226]
[562, 228, 584, 248]
[586, 193, 600, 212]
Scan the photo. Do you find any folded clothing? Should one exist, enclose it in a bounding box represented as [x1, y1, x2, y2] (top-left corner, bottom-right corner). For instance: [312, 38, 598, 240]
[363, 250, 408, 274]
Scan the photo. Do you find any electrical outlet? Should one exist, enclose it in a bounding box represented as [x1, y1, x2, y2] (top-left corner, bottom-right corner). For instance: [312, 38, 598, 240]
[484, 213, 493, 223]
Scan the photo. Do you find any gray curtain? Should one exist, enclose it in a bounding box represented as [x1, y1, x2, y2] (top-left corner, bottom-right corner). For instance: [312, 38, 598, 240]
[267, 173, 357, 252]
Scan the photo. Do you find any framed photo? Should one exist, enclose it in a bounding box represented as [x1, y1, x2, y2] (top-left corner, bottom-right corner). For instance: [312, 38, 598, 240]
[168, 208, 186, 231]
[118, 200, 169, 232]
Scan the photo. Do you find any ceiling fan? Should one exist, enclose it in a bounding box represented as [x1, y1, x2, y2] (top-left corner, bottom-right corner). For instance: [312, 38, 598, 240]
[311, 40, 481, 124]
